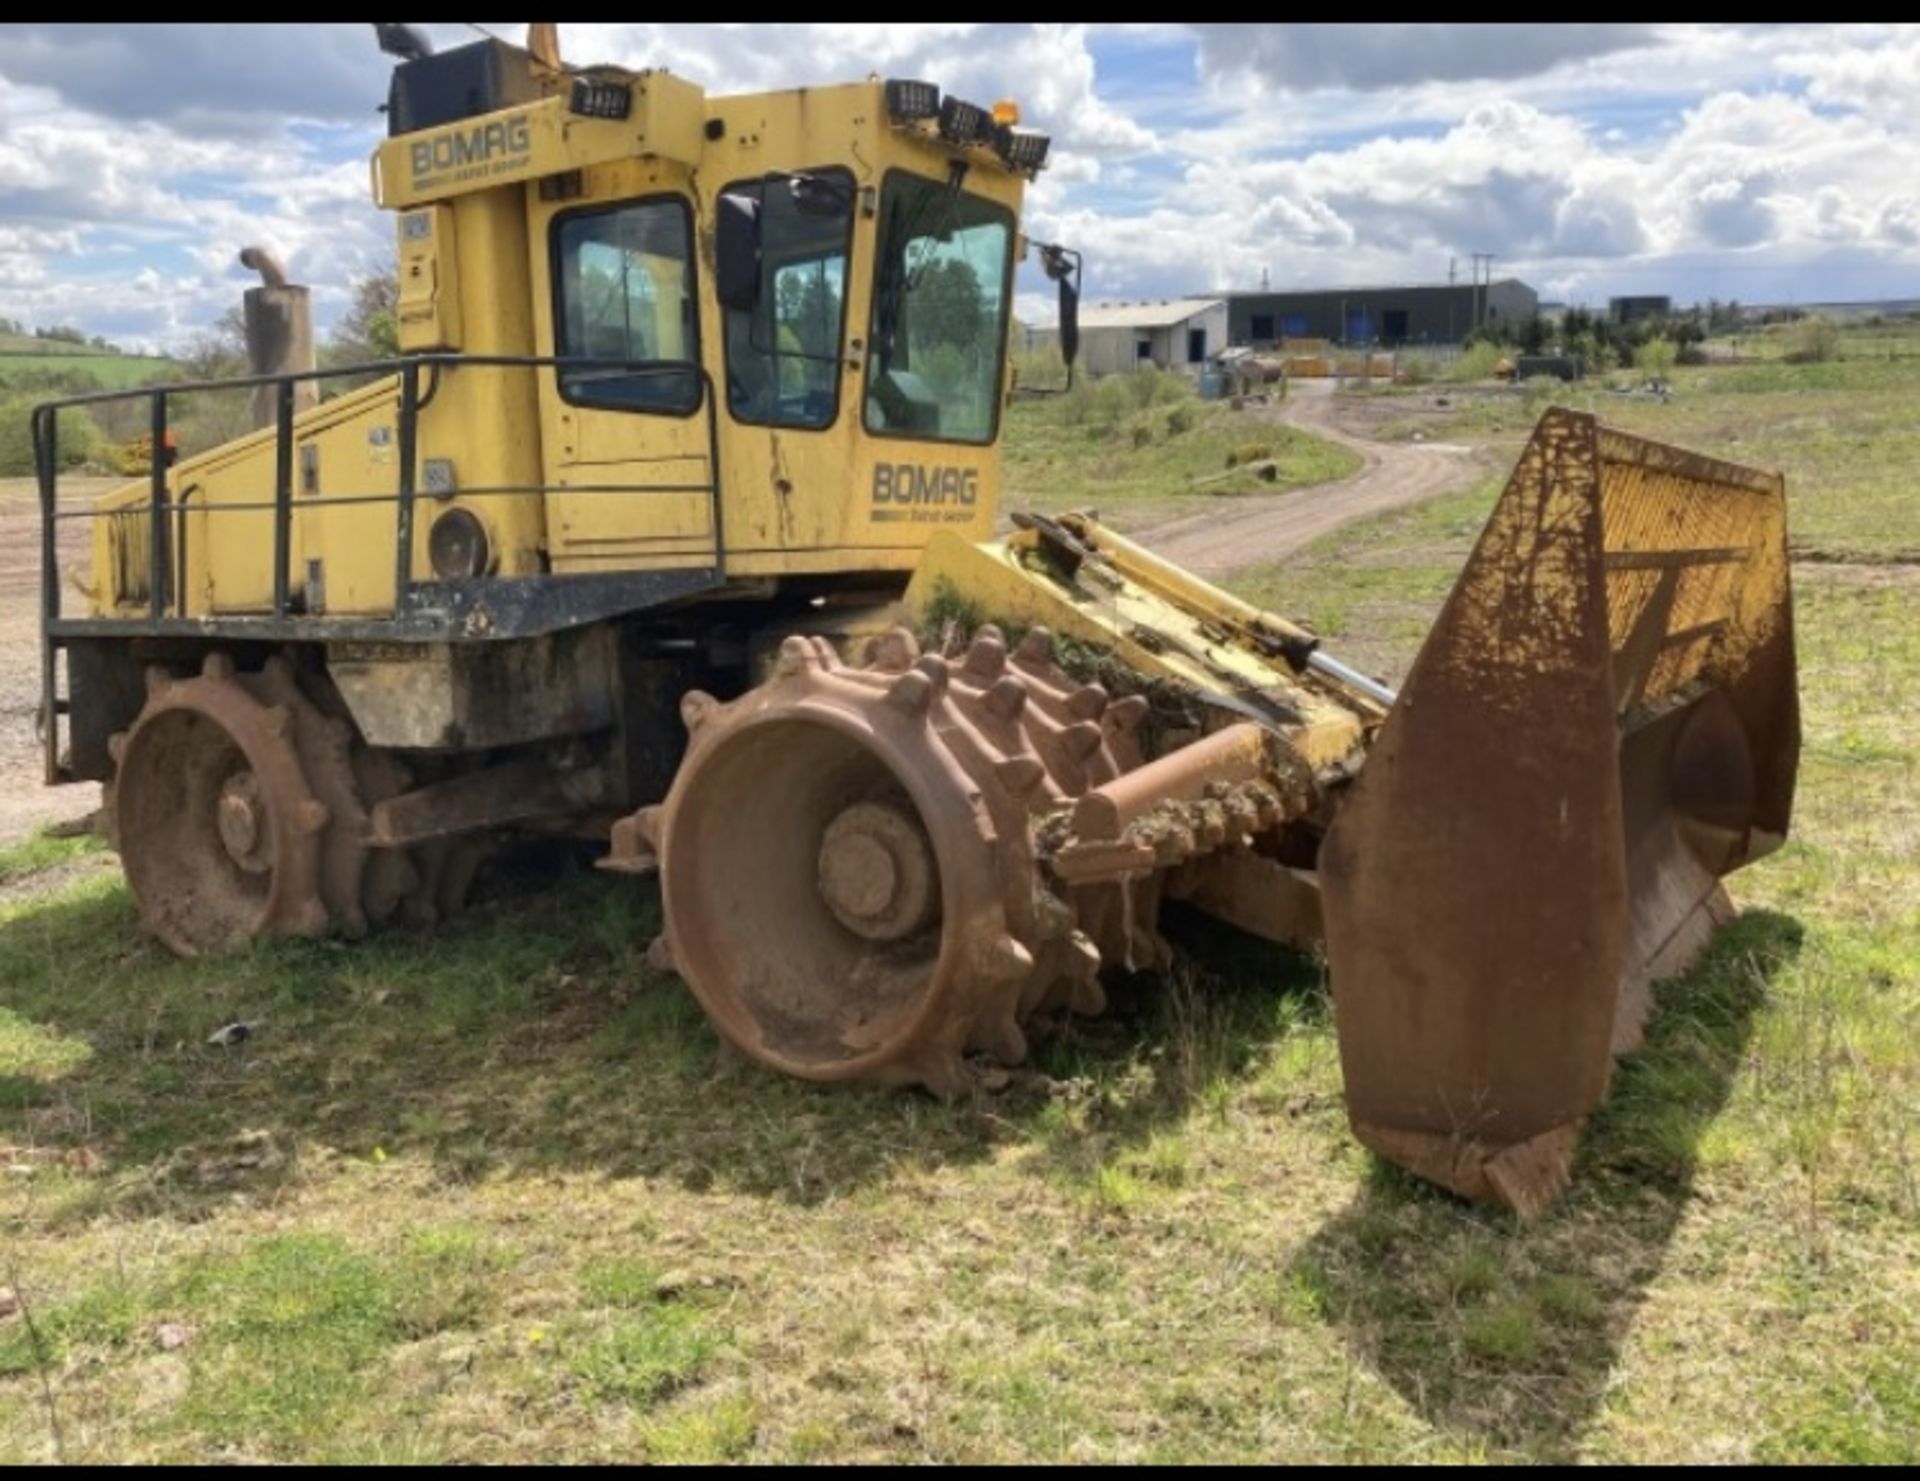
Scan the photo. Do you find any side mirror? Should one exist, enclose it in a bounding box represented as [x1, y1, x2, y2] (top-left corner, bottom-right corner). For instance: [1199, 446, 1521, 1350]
[1038, 243, 1082, 371]
[716, 193, 762, 313]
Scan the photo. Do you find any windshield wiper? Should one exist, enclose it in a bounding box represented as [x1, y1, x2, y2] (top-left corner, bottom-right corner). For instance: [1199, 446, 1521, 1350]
[903, 161, 969, 293]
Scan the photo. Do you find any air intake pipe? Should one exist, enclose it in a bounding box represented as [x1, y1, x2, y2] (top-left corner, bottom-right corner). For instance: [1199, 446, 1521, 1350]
[238, 246, 318, 429]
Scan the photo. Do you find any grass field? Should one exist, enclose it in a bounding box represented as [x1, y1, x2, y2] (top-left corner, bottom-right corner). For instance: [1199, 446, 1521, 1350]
[0, 340, 176, 392]
[1003, 376, 1359, 530]
[1369, 336, 1920, 563]
[0, 356, 175, 391]
[0, 344, 1915, 1462]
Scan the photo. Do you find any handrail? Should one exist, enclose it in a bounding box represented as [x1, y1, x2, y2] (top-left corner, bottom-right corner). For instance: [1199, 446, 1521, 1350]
[33, 350, 726, 786]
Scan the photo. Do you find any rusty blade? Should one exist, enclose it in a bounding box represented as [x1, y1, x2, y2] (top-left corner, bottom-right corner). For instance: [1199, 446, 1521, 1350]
[1318, 407, 1797, 1217]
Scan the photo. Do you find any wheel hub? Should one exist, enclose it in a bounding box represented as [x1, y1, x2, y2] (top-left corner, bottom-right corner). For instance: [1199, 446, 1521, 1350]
[217, 770, 272, 873]
[817, 799, 938, 941]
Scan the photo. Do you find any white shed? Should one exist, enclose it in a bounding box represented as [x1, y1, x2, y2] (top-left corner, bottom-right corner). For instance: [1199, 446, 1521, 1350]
[1074, 298, 1228, 377]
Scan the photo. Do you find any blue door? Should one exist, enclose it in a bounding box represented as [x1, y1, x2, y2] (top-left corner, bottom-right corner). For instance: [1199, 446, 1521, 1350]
[1345, 307, 1373, 343]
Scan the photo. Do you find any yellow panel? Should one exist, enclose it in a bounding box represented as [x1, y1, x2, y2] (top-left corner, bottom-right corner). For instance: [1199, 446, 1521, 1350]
[94, 71, 1053, 617]
[373, 74, 708, 209]
[687, 84, 1017, 571]
[396, 204, 463, 350]
[903, 524, 1372, 770]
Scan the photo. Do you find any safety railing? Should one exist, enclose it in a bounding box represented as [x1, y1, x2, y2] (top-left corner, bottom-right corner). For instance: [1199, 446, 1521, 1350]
[31, 352, 725, 784]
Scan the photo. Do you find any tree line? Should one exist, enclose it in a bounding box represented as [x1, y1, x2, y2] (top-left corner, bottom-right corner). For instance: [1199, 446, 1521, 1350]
[0, 316, 123, 353]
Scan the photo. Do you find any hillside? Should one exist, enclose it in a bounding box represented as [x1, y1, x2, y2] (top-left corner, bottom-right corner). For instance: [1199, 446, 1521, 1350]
[0, 334, 176, 392]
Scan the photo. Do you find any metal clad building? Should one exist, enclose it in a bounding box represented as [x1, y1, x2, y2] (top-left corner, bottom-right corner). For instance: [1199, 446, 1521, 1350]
[1215, 280, 1538, 346]
[1609, 295, 1673, 324]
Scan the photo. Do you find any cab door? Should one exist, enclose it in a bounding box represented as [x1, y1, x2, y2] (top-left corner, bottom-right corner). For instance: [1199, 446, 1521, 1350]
[534, 182, 718, 574]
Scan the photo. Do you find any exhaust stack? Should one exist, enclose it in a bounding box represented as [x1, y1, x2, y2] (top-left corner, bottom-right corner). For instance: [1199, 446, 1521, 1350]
[237, 246, 317, 429]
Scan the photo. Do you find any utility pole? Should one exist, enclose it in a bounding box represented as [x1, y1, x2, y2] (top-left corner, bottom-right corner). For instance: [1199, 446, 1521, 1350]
[1468, 252, 1495, 334]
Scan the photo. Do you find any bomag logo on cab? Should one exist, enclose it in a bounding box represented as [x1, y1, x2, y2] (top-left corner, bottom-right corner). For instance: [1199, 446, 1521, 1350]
[870, 463, 981, 525]
[409, 114, 533, 189]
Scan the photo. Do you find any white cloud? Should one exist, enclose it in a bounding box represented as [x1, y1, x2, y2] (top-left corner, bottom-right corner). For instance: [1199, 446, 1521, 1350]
[0, 23, 385, 135]
[1191, 23, 1657, 92]
[3, 22, 1920, 351]
[1879, 197, 1920, 247]
[1782, 30, 1920, 128]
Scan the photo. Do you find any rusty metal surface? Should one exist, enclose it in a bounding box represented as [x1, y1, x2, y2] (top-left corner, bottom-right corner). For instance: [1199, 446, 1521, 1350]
[367, 755, 611, 847]
[112, 652, 337, 955]
[1318, 407, 1797, 1215]
[109, 650, 493, 955]
[641, 609, 1334, 1093]
[649, 625, 1127, 1094]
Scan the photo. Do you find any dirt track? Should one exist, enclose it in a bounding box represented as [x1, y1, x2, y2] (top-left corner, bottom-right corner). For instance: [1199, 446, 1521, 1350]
[0, 479, 109, 845]
[1136, 381, 1485, 576]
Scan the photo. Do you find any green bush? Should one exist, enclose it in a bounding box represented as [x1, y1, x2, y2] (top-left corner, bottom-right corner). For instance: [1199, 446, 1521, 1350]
[1057, 374, 1096, 426]
[1444, 342, 1504, 382]
[1634, 336, 1679, 379]
[1091, 374, 1134, 432]
[1127, 366, 1165, 407]
[1785, 316, 1840, 364]
[1012, 345, 1068, 391]
[1166, 403, 1196, 435]
[0, 398, 101, 475]
[1397, 354, 1439, 385]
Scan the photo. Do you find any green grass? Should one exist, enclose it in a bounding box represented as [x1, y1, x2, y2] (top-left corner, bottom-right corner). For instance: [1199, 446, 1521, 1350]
[1003, 381, 1360, 530]
[0, 830, 103, 888]
[0, 333, 129, 357]
[0, 350, 176, 391]
[1, 347, 1917, 1462]
[1365, 324, 1920, 561]
[1232, 473, 1505, 683]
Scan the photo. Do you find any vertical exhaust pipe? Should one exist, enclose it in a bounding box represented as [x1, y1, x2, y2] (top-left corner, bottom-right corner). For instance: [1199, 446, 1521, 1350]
[238, 247, 318, 429]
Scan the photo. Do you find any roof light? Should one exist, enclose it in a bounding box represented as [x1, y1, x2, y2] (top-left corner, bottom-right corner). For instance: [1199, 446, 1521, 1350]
[938, 95, 991, 147]
[992, 99, 1020, 126]
[884, 78, 941, 123]
[570, 79, 632, 120]
[997, 126, 1051, 172]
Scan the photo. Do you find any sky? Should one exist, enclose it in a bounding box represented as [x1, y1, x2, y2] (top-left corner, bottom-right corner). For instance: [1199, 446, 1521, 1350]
[1, 22, 1917, 353]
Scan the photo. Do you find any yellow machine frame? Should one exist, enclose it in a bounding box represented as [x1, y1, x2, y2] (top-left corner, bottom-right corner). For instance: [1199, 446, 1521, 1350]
[87, 71, 1030, 622]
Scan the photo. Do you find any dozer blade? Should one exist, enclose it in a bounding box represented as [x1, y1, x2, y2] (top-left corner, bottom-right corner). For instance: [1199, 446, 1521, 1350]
[1319, 407, 1798, 1216]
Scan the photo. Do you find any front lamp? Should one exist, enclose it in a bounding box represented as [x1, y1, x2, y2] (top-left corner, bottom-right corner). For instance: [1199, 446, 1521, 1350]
[997, 127, 1051, 172]
[885, 78, 941, 123]
[938, 95, 991, 147]
[429, 509, 492, 582]
[570, 79, 632, 120]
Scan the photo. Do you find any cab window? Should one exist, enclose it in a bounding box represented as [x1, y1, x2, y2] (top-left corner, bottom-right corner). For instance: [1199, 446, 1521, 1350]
[864, 171, 1014, 445]
[553, 197, 700, 413]
[720, 170, 855, 430]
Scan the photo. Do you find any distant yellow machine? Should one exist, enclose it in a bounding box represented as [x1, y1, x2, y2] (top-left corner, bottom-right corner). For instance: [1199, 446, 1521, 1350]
[33, 26, 1798, 1216]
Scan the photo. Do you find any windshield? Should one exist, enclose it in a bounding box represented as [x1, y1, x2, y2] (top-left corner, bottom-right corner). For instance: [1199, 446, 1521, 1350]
[864, 171, 1014, 445]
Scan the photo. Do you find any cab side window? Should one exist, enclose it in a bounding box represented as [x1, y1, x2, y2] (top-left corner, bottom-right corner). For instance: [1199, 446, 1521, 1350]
[554, 197, 700, 414]
[719, 170, 855, 430]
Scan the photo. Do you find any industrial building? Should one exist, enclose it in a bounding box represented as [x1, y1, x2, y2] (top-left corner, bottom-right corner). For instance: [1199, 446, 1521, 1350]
[1609, 295, 1673, 324]
[1215, 280, 1539, 346]
[1037, 299, 1230, 377]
